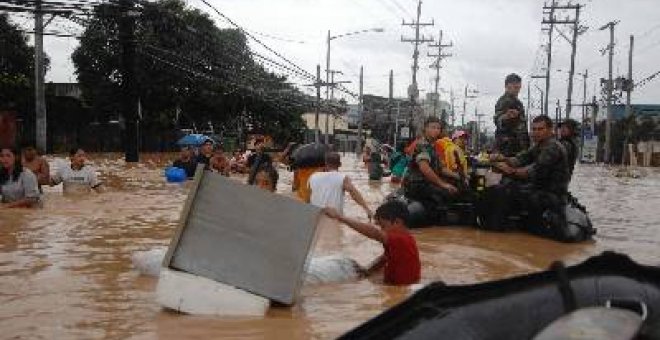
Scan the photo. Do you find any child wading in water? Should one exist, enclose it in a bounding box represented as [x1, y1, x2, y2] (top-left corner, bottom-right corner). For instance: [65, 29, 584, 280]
[254, 165, 279, 192]
[323, 200, 421, 285]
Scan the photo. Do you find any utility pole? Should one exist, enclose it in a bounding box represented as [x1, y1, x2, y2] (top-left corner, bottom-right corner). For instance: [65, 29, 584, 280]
[566, 4, 581, 119]
[428, 29, 452, 121]
[120, 0, 139, 162]
[625, 35, 634, 125]
[450, 88, 456, 127]
[581, 69, 588, 153]
[394, 101, 401, 147]
[581, 70, 588, 123]
[34, 0, 47, 152]
[401, 0, 434, 105]
[314, 64, 321, 144]
[324, 69, 349, 145]
[531, 74, 547, 116]
[388, 70, 394, 144]
[600, 20, 618, 163]
[462, 85, 477, 127]
[356, 66, 364, 155]
[543, 2, 582, 119]
[526, 80, 531, 119]
[475, 112, 485, 152]
[325, 30, 331, 104]
[541, 0, 557, 117]
[624, 35, 634, 159]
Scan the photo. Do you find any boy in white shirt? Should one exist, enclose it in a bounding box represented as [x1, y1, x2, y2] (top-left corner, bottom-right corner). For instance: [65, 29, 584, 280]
[308, 152, 372, 219]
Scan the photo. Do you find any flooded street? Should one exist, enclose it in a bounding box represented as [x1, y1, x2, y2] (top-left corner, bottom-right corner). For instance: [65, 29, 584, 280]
[0, 154, 658, 339]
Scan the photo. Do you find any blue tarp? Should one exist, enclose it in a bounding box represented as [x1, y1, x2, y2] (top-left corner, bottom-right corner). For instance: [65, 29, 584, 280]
[176, 134, 210, 146]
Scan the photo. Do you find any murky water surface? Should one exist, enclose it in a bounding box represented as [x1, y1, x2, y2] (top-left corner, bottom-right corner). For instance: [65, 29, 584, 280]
[0, 153, 658, 339]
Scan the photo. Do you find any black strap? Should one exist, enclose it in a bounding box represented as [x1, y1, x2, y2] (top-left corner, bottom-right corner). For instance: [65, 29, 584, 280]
[550, 261, 577, 314]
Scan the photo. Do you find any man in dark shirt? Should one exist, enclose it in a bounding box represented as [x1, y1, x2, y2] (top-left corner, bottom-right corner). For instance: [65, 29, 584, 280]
[494, 73, 530, 157]
[403, 117, 458, 225]
[482, 115, 570, 237]
[247, 139, 273, 185]
[558, 119, 580, 179]
[195, 139, 215, 169]
[173, 146, 197, 178]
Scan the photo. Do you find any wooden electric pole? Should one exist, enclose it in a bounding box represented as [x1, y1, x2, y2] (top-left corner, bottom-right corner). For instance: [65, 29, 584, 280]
[600, 20, 619, 163]
[428, 29, 452, 121]
[401, 0, 434, 104]
[34, 0, 47, 152]
[120, 0, 139, 162]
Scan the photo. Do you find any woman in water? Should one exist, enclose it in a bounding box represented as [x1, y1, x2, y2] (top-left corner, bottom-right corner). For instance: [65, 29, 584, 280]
[0, 147, 41, 208]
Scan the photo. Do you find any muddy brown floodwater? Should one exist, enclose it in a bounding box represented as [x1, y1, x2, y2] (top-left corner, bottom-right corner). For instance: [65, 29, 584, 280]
[0, 153, 658, 339]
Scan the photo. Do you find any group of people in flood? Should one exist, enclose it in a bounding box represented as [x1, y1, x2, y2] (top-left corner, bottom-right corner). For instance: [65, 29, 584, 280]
[392, 73, 583, 241]
[1, 146, 102, 209]
[171, 137, 277, 184]
[2, 72, 583, 288]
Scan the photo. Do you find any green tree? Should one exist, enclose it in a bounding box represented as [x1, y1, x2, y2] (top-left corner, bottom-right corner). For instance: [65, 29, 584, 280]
[0, 14, 41, 109]
[73, 0, 306, 149]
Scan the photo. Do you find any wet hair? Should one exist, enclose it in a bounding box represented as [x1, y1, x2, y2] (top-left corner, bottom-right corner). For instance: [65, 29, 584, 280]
[256, 165, 279, 190]
[505, 73, 522, 85]
[325, 152, 341, 168]
[424, 116, 442, 127]
[69, 147, 84, 156]
[374, 200, 409, 225]
[532, 115, 554, 128]
[0, 147, 23, 184]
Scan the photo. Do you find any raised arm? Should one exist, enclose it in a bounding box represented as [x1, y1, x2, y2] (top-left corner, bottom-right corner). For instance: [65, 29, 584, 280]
[324, 208, 385, 244]
[343, 176, 373, 219]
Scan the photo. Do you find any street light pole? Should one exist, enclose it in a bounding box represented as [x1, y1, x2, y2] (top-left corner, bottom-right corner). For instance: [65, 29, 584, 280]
[325, 28, 384, 147]
[325, 30, 331, 145]
[356, 66, 364, 155]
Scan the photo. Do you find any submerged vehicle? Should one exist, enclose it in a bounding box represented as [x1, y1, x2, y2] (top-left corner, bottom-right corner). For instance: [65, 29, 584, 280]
[341, 252, 660, 340]
[388, 159, 595, 243]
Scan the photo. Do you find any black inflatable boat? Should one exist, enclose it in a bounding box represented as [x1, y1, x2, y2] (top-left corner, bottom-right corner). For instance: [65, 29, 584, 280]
[341, 252, 660, 340]
[386, 165, 595, 242]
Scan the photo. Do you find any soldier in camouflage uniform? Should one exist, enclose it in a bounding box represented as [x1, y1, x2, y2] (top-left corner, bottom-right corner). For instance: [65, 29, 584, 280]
[480, 116, 570, 238]
[494, 73, 530, 157]
[558, 119, 580, 179]
[403, 117, 458, 224]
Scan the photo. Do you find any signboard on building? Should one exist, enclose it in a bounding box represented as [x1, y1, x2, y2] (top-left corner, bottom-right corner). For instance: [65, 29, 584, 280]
[581, 135, 598, 163]
[400, 126, 410, 139]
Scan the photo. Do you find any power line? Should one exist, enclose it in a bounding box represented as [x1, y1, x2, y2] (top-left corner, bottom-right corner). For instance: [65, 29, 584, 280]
[195, 0, 315, 81]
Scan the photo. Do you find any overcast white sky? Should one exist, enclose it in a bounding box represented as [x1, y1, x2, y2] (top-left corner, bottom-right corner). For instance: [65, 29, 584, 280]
[23, 0, 660, 129]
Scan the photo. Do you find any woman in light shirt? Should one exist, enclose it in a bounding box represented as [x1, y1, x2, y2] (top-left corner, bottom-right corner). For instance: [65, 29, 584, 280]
[0, 147, 41, 208]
